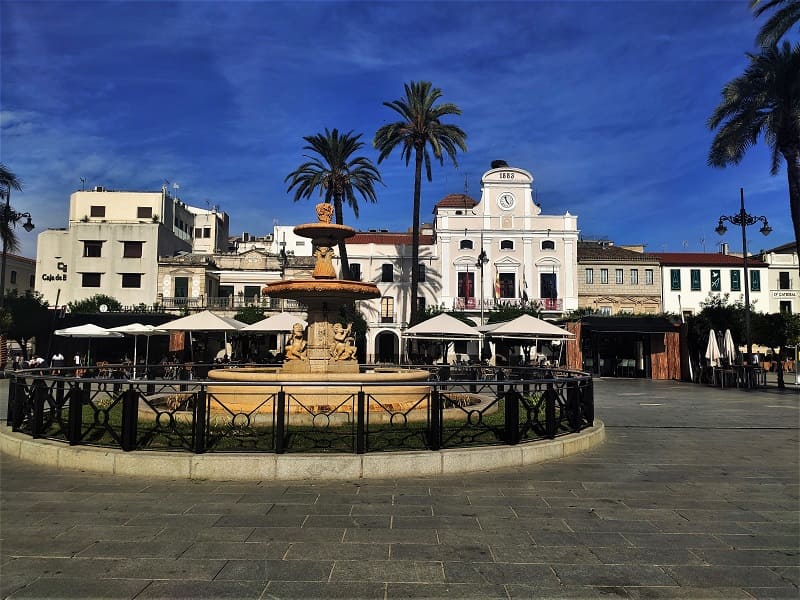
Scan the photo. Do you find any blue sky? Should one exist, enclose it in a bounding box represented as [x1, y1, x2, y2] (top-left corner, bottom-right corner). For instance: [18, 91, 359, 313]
[1, 0, 793, 259]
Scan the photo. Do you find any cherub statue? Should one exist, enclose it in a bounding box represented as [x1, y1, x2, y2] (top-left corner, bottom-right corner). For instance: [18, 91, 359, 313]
[284, 322, 308, 361]
[330, 322, 356, 361]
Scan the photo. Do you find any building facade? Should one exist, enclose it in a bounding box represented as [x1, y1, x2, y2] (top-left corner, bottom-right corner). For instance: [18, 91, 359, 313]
[577, 241, 662, 315]
[652, 252, 770, 318]
[36, 187, 229, 307]
[758, 242, 798, 314]
[3, 253, 36, 296]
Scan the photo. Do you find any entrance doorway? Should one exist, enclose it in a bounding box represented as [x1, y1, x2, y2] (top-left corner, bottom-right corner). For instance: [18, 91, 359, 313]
[376, 331, 398, 363]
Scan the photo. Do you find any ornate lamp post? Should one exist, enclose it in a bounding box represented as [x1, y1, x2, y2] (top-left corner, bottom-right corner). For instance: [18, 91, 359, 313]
[714, 187, 772, 359]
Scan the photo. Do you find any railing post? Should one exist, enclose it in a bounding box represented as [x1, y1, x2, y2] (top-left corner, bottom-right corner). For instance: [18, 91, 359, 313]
[584, 378, 594, 426]
[120, 386, 139, 451]
[496, 369, 505, 397]
[566, 382, 580, 431]
[275, 390, 286, 454]
[67, 381, 86, 445]
[428, 387, 442, 450]
[504, 389, 520, 445]
[193, 389, 207, 454]
[545, 383, 557, 439]
[6, 375, 17, 427]
[356, 390, 366, 454]
[31, 379, 47, 438]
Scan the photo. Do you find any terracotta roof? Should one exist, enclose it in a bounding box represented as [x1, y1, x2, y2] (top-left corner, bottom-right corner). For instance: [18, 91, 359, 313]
[348, 232, 435, 245]
[433, 193, 478, 211]
[577, 242, 659, 263]
[650, 252, 768, 267]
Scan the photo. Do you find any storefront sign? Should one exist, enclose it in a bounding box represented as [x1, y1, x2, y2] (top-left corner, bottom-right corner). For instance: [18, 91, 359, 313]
[771, 290, 798, 298]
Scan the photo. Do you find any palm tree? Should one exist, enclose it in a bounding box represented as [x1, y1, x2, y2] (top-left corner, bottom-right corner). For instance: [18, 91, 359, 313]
[0, 164, 24, 255]
[707, 42, 800, 264]
[285, 129, 382, 279]
[751, 0, 800, 47]
[374, 81, 467, 324]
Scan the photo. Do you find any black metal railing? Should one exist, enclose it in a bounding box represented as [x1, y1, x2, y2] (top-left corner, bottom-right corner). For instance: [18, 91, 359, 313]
[5, 364, 593, 455]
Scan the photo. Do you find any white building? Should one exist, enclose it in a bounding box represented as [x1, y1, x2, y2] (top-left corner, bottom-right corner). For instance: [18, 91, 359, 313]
[652, 251, 770, 318]
[35, 187, 229, 307]
[758, 242, 798, 314]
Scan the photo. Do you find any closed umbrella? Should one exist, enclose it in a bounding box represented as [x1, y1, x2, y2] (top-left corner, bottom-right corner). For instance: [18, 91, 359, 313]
[705, 328, 721, 368]
[722, 329, 737, 367]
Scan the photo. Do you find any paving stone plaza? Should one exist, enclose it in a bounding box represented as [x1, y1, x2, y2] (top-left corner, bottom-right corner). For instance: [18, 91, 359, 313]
[1, 377, 798, 599]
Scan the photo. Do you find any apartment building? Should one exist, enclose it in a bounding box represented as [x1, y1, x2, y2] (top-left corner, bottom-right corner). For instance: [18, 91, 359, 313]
[577, 241, 662, 314]
[36, 187, 229, 307]
[758, 241, 798, 314]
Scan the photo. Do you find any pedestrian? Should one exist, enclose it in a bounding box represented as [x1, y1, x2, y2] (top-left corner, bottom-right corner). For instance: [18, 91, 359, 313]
[51, 351, 65, 374]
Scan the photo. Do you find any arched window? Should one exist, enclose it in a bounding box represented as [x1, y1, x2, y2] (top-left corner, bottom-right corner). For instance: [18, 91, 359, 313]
[541, 240, 555, 250]
[500, 239, 514, 250]
[459, 239, 473, 250]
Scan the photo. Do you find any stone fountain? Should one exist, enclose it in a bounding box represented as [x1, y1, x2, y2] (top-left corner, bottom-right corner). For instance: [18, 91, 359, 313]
[207, 204, 429, 419]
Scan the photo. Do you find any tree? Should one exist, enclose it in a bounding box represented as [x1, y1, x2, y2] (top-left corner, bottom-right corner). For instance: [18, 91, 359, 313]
[0, 291, 51, 363]
[0, 164, 24, 255]
[752, 310, 800, 387]
[707, 42, 800, 266]
[67, 294, 122, 313]
[285, 129, 382, 280]
[751, 0, 800, 47]
[233, 306, 266, 324]
[374, 81, 467, 325]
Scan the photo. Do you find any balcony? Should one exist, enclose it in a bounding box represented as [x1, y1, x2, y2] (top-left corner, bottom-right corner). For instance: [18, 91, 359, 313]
[160, 296, 306, 312]
[450, 297, 564, 312]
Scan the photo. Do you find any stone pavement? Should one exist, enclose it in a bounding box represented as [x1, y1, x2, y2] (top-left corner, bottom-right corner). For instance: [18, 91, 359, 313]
[0, 378, 798, 599]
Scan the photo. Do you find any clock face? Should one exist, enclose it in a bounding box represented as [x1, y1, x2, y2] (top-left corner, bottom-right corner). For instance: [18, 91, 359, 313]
[497, 192, 515, 210]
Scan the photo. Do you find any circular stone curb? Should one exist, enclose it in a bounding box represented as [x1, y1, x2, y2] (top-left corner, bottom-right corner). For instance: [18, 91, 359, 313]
[0, 421, 604, 481]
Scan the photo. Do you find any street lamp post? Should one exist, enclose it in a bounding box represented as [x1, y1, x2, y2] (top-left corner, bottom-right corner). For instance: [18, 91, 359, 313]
[715, 187, 772, 360]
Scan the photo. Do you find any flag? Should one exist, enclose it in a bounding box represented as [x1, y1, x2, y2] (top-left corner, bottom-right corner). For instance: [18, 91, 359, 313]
[494, 268, 501, 300]
[522, 273, 529, 302]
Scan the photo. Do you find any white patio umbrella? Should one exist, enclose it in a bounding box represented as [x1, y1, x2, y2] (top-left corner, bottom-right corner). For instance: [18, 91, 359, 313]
[54, 323, 124, 366]
[158, 311, 246, 361]
[722, 329, 737, 367]
[241, 312, 307, 333]
[108, 323, 169, 378]
[705, 328, 721, 368]
[403, 313, 481, 364]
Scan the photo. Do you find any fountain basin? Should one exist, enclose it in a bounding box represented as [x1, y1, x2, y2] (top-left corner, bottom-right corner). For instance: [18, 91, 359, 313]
[264, 279, 381, 301]
[206, 367, 432, 417]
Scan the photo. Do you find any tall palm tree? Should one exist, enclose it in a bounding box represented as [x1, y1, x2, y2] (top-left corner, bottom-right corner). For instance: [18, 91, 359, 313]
[707, 42, 800, 265]
[751, 0, 800, 47]
[285, 129, 382, 280]
[374, 81, 467, 324]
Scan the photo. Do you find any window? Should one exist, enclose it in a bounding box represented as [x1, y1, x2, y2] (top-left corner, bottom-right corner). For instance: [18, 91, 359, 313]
[459, 239, 473, 250]
[195, 228, 203, 238]
[540, 273, 557, 299]
[349, 263, 361, 281]
[244, 285, 260, 300]
[203, 227, 211, 238]
[645, 269, 654, 285]
[600, 268, 609, 284]
[81, 273, 101, 287]
[83, 240, 103, 257]
[381, 296, 394, 322]
[615, 269, 623, 284]
[598, 306, 612, 316]
[418, 263, 426, 282]
[121, 273, 141, 288]
[690, 269, 701, 291]
[499, 272, 516, 298]
[9, 271, 16, 284]
[670, 269, 681, 291]
[90, 205, 105, 217]
[137, 206, 152, 219]
[381, 263, 393, 282]
[779, 272, 791, 290]
[458, 271, 475, 298]
[780, 301, 792, 314]
[417, 296, 426, 313]
[731, 269, 741, 291]
[710, 269, 721, 292]
[174, 217, 180, 228]
[585, 268, 594, 284]
[29, 274, 34, 288]
[122, 241, 143, 258]
[621, 305, 634, 314]
[500, 239, 514, 250]
[750, 270, 761, 292]
[541, 240, 555, 251]
[630, 269, 639, 285]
